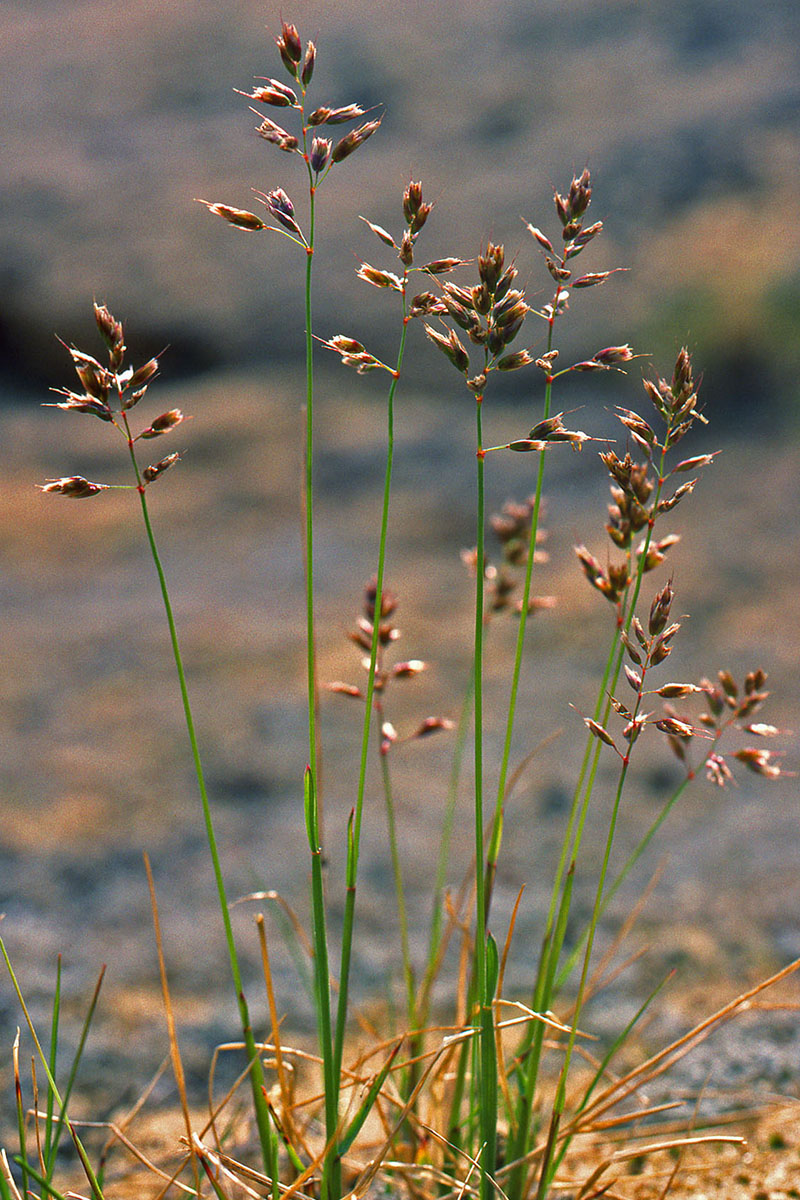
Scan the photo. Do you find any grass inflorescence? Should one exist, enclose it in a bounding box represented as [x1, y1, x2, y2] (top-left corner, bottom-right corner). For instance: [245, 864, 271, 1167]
[2, 17, 796, 1200]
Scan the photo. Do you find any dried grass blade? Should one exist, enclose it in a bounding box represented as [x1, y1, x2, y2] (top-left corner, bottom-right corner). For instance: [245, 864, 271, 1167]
[575, 1134, 745, 1200]
[12, 1031, 28, 1200]
[144, 852, 200, 1194]
[579, 956, 800, 1128]
[0, 1150, 23, 1200]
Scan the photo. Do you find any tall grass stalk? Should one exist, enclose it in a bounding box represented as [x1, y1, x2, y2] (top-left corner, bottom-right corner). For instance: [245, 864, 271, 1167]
[333, 290, 408, 1085]
[123, 418, 279, 1185]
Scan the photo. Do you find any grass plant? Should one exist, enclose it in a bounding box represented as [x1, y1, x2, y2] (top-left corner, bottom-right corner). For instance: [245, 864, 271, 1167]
[3, 17, 796, 1200]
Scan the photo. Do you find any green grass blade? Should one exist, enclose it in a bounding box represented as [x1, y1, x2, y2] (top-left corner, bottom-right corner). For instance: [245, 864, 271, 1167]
[12, 1156, 69, 1200]
[43, 955, 61, 1171]
[337, 1041, 400, 1157]
[13, 1031, 29, 1200]
[2, 939, 105, 1200]
[45, 964, 105, 1180]
[305, 766, 338, 1200]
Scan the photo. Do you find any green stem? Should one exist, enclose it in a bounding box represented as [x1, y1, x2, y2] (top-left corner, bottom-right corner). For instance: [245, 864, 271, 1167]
[124, 433, 277, 1185]
[554, 773, 691, 990]
[304, 186, 319, 800]
[379, 725, 415, 1023]
[510, 422, 674, 1200]
[297, 119, 341, 1200]
[485, 321, 556, 914]
[472, 396, 497, 1200]
[333, 300, 408, 1082]
[421, 670, 474, 1016]
[535, 751, 630, 1200]
[304, 767, 339, 1200]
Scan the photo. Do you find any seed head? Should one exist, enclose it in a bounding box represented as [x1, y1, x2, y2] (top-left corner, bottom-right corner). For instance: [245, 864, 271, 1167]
[139, 409, 185, 439]
[249, 79, 298, 107]
[143, 452, 180, 483]
[364, 578, 397, 621]
[128, 357, 160, 391]
[594, 344, 634, 365]
[497, 348, 533, 371]
[259, 188, 302, 236]
[93, 302, 125, 367]
[276, 22, 302, 75]
[357, 263, 403, 290]
[331, 119, 381, 163]
[409, 292, 445, 317]
[733, 747, 783, 778]
[745, 668, 767, 694]
[424, 324, 470, 374]
[403, 180, 423, 223]
[648, 581, 674, 636]
[556, 169, 592, 229]
[402, 181, 432, 234]
[705, 752, 734, 787]
[196, 200, 266, 231]
[301, 40, 316, 85]
[423, 258, 467, 276]
[672, 346, 693, 397]
[323, 104, 368, 125]
[256, 116, 298, 151]
[310, 136, 331, 173]
[584, 718, 617, 750]
[39, 476, 109, 498]
[327, 335, 366, 355]
[573, 273, 605, 287]
[46, 390, 113, 421]
[398, 230, 414, 266]
[478, 242, 504, 291]
[526, 224, 553, 253]
[66, 349, 110, 403]
[411, 716, 455, 739]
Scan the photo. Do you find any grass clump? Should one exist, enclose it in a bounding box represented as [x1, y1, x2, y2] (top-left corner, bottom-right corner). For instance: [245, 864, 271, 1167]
[2, 17, 796, 1200]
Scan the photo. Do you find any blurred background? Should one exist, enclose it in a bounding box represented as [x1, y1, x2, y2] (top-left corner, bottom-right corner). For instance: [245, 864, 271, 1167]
[1, 0, 799, 1122]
